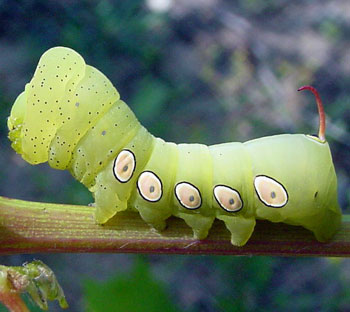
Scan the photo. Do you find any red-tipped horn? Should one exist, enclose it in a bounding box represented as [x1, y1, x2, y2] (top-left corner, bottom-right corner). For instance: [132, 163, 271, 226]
[297, 85, 326, 141]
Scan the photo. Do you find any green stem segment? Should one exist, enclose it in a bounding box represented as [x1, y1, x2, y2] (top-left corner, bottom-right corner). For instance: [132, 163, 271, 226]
[0, 196, 348, 256]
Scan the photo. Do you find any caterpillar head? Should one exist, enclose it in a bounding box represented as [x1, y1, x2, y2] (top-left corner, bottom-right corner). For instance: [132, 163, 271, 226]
[7, 47, 119, 168]
[7, 47, 86, 165]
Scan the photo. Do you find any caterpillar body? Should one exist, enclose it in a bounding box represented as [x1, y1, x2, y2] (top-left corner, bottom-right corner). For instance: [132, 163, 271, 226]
[8, 47, 342, 246]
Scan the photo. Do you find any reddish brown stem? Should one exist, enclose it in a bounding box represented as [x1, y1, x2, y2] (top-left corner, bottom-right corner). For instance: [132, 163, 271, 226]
[298, 85, 326, 141]
[0, 293, 29, 312]
[0, 196, 349, 257]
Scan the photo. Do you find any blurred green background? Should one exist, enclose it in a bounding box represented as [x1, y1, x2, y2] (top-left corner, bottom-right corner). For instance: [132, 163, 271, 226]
[1, 0, 350, 311]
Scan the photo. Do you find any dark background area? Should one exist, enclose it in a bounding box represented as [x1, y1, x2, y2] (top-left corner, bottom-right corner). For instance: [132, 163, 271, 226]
[1, 0, 350, 311]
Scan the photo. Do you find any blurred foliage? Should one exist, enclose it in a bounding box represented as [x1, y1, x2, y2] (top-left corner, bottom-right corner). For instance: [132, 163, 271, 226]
[1, 0, 350, 311]
[214, 256, 275, 311]
[83, 257, 179, 312]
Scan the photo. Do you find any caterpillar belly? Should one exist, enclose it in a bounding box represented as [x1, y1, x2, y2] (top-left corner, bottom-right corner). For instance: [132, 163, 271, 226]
[7, 47, 342, 246]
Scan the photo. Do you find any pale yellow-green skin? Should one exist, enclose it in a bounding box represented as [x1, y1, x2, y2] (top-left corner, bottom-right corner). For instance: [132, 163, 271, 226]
[8, 47, 342, 246]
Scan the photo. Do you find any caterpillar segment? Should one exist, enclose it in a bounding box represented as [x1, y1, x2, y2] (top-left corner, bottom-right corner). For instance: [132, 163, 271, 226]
[173, 144, 214, 240]
[22, 48, 86, 165]
[8, 47, 342, 247]
[129, 138, 178, 231]
[48, 65, 120, 171]
[69, 99, 141, 187]
[209, 142, 256, 246]
[92, 126, 154, 224]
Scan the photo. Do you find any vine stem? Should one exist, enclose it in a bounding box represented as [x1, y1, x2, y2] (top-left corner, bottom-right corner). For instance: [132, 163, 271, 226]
[0, 293, 29, 312]
[0, 195, 349, 257]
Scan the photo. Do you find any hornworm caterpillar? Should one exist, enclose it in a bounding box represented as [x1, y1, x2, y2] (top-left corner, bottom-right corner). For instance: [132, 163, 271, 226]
[7, 47, 342, 246]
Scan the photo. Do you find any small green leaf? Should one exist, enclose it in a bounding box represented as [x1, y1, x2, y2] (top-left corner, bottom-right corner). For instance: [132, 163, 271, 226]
[0, 260, 67, 311]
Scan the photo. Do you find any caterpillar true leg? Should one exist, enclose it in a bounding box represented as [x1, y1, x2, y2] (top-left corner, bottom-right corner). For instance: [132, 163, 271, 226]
[92, 163, 128, 224]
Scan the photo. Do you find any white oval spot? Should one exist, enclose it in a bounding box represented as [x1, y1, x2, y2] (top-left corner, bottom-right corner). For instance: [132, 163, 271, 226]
[113, 150, 136, 183]
[175, 182, 201, 210]
[254, 175, 288, 208]
[213, 185, 243, 212]
[137, 171, 162, 202]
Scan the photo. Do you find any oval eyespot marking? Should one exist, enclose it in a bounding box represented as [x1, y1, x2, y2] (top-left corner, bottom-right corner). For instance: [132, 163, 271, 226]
[113, 149, 136, 183]
[137, 171, 162, 202]
[254, 175, 288, 208]
[175, 182, 201, 210]
[213, 185, 243, 212]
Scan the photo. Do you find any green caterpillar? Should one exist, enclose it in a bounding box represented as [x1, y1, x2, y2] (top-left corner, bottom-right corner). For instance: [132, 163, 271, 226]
[7, 47, 342, 246]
